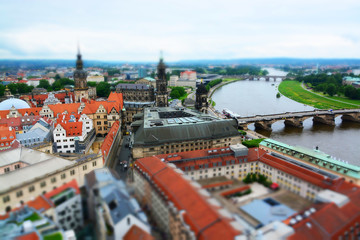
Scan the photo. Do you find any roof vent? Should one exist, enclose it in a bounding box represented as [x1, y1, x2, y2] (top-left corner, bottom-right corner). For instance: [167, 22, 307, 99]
[289, 218, 297, 225]
[306, 222, 312, 228]
[295, 215, 303, 221]
[309, 208, 316, 213]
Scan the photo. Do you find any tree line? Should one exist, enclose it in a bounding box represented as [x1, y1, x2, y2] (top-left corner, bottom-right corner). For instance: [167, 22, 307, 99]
[296, 73, 360, 99]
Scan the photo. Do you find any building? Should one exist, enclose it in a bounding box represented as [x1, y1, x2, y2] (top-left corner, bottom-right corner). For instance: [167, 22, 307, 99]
[259, 138, 360, 184]
[195, 82, 209, 113]
[180, 70, 197, 81]
[0, 147, 102, 213]
[53, 113, 95, 154]
[169, 75, 178, 87]
[100, 121, 121, 165]
[115, 83, 155, 123]
[130, 107, 241, 159]
[138, 68, 147, 78]
[43, 179, 83, 231]
[134, 154, 242, 239]
[135, 77, 156, 88]
[342, 76, 360, 88]
[16, 118, 52, 147]
[85, 168, 152, 240]
[73, 50, 89, 102]
[0, 126, 16, 152]
[0, 205, 76, 240]
[0, 98, 31, 111]
[155, 57, 168, 107]
[87, 72, 105, 83]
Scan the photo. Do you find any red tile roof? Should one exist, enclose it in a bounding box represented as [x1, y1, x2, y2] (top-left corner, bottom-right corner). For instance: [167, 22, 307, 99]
[48, 103, 81, 117]
[27, 195, 54, 212]
[135, 156, 241, 240]
[44, 179, 80, 200]
[220, 186, 250, 197]
[202, 180, 233, 189]
[123, 225, 154, 240]
[101, 121, 120, 164]
[15, 232, 40, 240]
[56, 121, 83, 137]
[0, 126, 16, 145]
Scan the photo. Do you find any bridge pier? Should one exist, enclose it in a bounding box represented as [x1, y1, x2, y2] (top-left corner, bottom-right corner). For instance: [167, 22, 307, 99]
[255, 121, 273, 131]
[238, 123, 249, 130]
[342, 113, 360, 123]
[284, 118, 304, 128]
[313, 114, 335, 126]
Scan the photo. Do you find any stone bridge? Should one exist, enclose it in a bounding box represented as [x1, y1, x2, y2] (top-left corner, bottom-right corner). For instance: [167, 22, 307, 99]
[236, 109, 360, 131]
[222, 75, 288, 81]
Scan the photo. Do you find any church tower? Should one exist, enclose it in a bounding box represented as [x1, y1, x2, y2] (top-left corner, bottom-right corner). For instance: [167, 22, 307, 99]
[155, 55, 168, 107]
[73, 48, 89, 102]
[195, 82, 208, 113]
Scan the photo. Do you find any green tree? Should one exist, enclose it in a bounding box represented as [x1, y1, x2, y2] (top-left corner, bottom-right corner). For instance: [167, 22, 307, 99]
[170, 87, 186, 99]
[96, 82, 111, 97]
[0, 85, 5, 96]
[52, 81, 62, 91]
[326, 84, 336, 97]
[87, 81, 97, 87]
[54, 74, 61, 81]
[37, 79, 51, 90]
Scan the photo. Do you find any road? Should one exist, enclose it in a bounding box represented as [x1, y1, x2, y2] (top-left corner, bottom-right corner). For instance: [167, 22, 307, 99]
[114, 135, 132, 181]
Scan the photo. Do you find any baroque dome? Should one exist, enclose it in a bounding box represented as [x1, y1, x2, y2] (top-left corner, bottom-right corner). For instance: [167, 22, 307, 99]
[0, 98, 30, 110]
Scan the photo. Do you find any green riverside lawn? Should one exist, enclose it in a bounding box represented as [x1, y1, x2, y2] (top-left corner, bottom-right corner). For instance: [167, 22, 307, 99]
[278, 80, 360, 109]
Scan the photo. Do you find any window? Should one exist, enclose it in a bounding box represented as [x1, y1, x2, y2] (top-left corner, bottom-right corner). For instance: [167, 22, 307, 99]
[40, 181, 46, 187]
[3, 196, 10, 203]
[83, 165, 87, 171]
[70, 170, 75, 176]
[16, 191, 23, 197]
[29, 186, 35, 192]
[4, 167, 10, 173]
[15, 164, 20, 169]
[51, 177, 56, 183]
[61, 173, 66, 179]
[92, 161, 97, 167]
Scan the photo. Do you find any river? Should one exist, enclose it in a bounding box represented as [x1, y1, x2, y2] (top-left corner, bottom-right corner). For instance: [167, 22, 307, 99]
[212, 68, 360, 165]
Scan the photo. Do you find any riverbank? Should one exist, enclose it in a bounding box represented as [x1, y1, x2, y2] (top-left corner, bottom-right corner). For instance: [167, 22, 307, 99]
[278, 80, 359, 109]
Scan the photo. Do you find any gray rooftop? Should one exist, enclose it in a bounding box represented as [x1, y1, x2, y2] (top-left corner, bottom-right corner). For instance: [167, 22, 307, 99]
[116, 83, 151, 90]
[241, 198, 296, 229]
[132, 107, 239, 146]
[0, 148, 73, 193]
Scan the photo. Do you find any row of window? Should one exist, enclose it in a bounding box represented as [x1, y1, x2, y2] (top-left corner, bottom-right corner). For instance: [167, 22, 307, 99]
[2, 161, 97, 204]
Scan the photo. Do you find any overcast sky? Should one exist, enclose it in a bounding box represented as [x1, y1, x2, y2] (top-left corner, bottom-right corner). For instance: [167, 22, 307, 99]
[0, 0, 359, 61]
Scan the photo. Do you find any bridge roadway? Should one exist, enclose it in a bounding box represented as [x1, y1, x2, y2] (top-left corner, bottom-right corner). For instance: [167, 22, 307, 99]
[236, 109, 360, 131]
[222, 75, 288, 80]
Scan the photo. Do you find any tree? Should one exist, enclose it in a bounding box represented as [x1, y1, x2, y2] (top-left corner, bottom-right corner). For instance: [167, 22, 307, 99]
[87, 81, 97, 87]
[326, 84, 336, 97]
[55, 74, 61, 81]
[96, 82, 111, 97]
[37, 79, 51, 90]
[0, 85, 5, 96]
[170, 87, 186, 99]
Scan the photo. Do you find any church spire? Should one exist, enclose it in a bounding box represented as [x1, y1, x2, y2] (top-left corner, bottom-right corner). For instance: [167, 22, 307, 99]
[76, 46, 83, 70]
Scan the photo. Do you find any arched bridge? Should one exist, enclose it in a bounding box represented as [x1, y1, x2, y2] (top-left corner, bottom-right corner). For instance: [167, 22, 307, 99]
[236, 109, 360, 131]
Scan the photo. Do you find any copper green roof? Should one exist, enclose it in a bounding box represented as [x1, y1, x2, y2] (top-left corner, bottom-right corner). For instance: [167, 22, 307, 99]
[260, 138, 360, 180]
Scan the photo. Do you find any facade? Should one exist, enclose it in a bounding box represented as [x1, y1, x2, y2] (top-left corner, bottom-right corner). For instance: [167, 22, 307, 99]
[0, 126, 16, 151]
[195, 82, 209, 113]
[73, 51, 89, 102]
[259, 138, 360, 184]
[138, 68, 147, 78]
[87, 74, 104, 83]
[43, 179, 83, 231]
[115, 83, 155, 123]
[85, 168, 152, 240]
[53, 114, 95, 154]
[169, 75, 178, 87]
[135, 77, 156, 88]
[155, 57, 168, 107]
[180, 70, 197, 81]
[0, 148, 103, 212]
[100, 121, 122, 165]
[0, 205, 76, 240]
[130, 107, 241, 159]
[134, 154, 242, 239]
[16, 119, 52, 147]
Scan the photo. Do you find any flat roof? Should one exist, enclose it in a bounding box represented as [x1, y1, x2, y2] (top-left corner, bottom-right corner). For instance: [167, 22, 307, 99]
[132, 107, 239, 146]
[260, 139, 360, 179]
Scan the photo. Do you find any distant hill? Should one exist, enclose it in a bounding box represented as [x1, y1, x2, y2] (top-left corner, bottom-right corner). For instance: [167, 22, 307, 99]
[0, 58, 360, 69]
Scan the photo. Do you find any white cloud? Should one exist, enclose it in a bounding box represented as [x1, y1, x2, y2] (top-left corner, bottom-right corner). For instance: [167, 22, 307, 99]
[0, 0, 359, 61]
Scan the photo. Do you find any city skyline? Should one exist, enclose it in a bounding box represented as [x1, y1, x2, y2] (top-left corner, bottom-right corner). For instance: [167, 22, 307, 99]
[0, 0, 360, 61]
